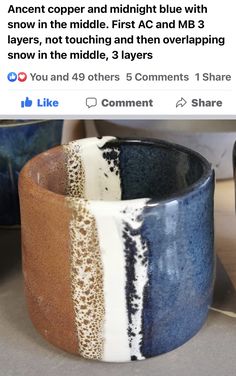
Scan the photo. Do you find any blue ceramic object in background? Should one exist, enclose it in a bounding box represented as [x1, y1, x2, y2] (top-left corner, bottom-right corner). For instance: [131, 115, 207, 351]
[0, 120, 63, 225]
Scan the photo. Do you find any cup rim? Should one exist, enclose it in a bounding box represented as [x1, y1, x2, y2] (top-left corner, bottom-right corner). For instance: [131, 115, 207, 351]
[19, 137, 214, 207]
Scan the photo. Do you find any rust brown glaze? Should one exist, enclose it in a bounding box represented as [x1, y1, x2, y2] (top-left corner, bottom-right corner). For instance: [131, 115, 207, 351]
[63, 140, 105, 359]
[67, 198, 105, 360]
[19, 146, 79, 355]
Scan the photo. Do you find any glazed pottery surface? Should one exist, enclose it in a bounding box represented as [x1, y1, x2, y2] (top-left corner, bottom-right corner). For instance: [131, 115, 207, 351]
[0, 120, 63, 225]
[19, 137, 215, 362]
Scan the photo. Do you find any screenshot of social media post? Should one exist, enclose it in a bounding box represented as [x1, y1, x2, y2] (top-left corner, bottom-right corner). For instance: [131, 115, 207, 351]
[0, 0, 235, 117]
[1, 0, 236, 373]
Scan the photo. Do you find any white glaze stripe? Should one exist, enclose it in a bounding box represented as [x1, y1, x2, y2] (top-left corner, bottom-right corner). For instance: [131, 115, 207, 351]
[89, 202, 130, 362]
[77, 136, 121, 201]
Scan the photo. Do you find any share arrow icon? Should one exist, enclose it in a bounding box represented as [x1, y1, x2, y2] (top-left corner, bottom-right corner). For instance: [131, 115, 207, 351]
[176, 97, 187, 108]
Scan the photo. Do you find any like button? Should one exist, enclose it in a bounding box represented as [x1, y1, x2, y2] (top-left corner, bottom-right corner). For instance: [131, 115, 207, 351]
[21, 97, 33, 108]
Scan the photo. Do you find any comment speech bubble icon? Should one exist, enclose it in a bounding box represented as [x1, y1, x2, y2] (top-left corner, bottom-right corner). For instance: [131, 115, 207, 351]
[86, 97, 97, 108]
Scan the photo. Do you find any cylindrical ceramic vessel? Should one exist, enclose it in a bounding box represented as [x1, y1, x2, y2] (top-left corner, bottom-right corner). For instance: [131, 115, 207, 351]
[19, 137, 215, 362]
[0, 120, 63, 226]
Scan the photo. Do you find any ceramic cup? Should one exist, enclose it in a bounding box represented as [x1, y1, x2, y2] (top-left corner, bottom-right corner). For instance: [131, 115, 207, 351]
[0, 120, 63, 226]
[19, 137, 215, 362]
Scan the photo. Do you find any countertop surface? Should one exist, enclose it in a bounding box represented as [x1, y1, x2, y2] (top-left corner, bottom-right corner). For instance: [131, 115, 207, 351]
[0, 180, 235, 376]
[215, 179, 236, 287]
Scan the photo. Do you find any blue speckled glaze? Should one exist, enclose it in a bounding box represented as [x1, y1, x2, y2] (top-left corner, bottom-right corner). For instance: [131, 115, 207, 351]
[101, 138, 215, 360]
[140, 179, 214, 357]
[0, 120, 63, 225]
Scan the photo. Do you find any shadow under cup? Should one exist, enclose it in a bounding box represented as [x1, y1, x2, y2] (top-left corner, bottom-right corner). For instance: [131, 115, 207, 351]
[19, 137, 215, 362]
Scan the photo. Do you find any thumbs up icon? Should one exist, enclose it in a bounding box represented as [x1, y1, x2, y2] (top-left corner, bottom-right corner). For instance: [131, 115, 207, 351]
[21, 97, 33, 108]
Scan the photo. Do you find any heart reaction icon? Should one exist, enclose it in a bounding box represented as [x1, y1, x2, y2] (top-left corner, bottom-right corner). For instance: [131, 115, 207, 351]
[18, 72, 27, 82]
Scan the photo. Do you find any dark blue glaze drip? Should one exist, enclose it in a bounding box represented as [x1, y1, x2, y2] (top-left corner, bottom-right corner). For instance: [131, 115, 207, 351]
[122, 212, 148, 360]
[102, 148, 119, 175]
[0, 120, 62, 225]
[123, 222, 140, 342]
